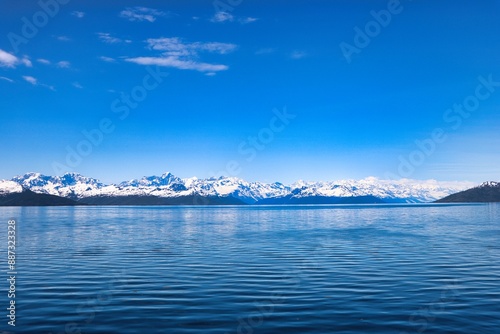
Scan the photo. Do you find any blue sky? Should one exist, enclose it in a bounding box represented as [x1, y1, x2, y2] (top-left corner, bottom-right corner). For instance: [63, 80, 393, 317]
[1, 0, 499, 184]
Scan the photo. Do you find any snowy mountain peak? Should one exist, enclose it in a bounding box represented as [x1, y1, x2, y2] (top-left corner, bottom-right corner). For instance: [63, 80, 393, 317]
[119, 172, 182, 187]
[479, 181, 500, 188]
[59, 173, 103, 186]
[12, 172, 53, 188]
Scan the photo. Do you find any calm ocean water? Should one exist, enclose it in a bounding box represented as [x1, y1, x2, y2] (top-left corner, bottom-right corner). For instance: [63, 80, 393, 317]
[1, 204, 499, 333]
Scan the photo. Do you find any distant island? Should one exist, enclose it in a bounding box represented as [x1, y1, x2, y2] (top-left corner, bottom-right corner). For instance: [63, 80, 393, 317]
[435, 181, 500, 203]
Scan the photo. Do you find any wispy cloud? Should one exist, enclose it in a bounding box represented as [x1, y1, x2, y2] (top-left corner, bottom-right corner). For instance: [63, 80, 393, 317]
[72, 82, 83, 89]
[22, 58, 32, 67]
[239, 17, 258, 24]
[211, 11, 234, 23]
[125, 37, 237, 74]
[126, 57, 229, 73]
[255, 47, 276, 55]
[23, 76, 38, 85]
[0, 49, 31, 68]
[146, 38, 237, 55]
[57, 61, 71, 68]
[0, 76, 14, 83]
[99, 56, 116, 63]
[57, 36, 71, 42]
[37, 58, 51, 65]
[97, 32, 132, 44]
[210, 12, 259, 24]
[119, 7, 166, 22]
[290, 50, 307, 59]
[72, 11, 85, 18]
[23, 75, 55, 91]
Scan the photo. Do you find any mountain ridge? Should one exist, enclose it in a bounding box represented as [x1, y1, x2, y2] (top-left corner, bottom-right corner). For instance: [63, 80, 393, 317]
[0, 171, 477, 206]
[435, 181, 500, 203]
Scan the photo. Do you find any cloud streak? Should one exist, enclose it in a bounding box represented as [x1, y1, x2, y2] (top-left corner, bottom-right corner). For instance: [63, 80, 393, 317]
[126, 37, 237, 74]
[22, 76, 37, 85]
[72, 11, 85, 18]
[290, 50, 307, 59]
[37, 58, 51, 65]
[57, 61, 71, 69]
[211, 11, 234, 23]
[0, 76, 14, 83]
[99, 56, 116, 63]
[126, 57, 228, 72]
[119, 7, 166, 22]
[210, 11, 259, 24]
[22, 75, 55, 91]
[239, 17, 258, 24]
[97, 32, 131, 44]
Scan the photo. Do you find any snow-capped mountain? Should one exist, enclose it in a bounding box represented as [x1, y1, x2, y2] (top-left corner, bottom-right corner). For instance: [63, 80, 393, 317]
[286, 177, 472, 203]
[436, 180, 500, 203]
[11, 172, 104, 200]
[0, 180, 23, 195]
[2, 172, 475, 204]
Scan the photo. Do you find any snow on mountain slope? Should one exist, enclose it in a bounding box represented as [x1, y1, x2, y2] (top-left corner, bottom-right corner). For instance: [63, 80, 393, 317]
[11, 172, 104, 200]
[186, 177, 290, 203]
[1, 172, 475, 203]
[0, 180, 23, 195]
[290, 177, 473, 203]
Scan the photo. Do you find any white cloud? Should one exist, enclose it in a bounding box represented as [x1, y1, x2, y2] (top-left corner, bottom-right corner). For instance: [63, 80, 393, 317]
[119, 7, 166, 22]
[99, 56, 116, 63]
[211, 11, 234, 23]
[0, 50, 18, 67]
[97, 32, 132, 44]
[57, 36, 71, 42]
[290, 50, 307, 59]
[23, 76, 38, 85]
[126, 57, 228, 72]
[57, 61, 71, 68]
[37, 58, 51, 65]
[72, 82, 83, 89]
[125, 37, 236, 74]
[147, 37, 237, 55]
[210, 12, 258, 24]
[22, 58, 32, 67]
[72, 11, 85, 18]
[0, 49, 32, 68]
[239, 17, 258, 24]
[0, 76, 14, 83]
[23, 76, 55, 91]
[255, 47, 276, 55]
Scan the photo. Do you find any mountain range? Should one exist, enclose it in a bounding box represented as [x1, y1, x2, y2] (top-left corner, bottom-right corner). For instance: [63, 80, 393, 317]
[0, 172, 480, 206]
[435, 181, 500, 203]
